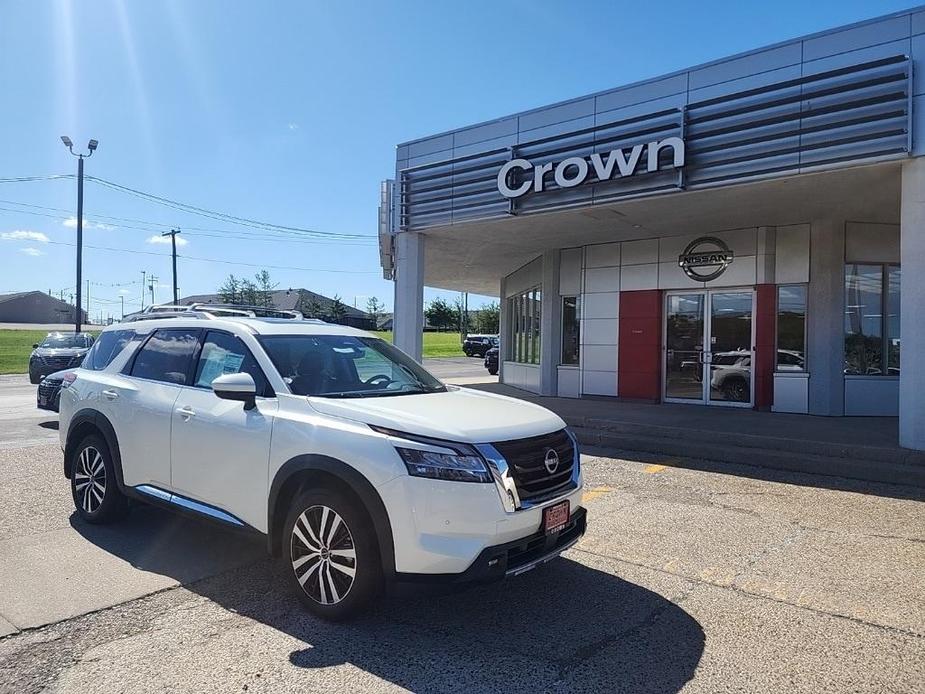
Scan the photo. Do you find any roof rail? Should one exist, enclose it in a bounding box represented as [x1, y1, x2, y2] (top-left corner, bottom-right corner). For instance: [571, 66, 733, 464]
[188, 303, 303, 319]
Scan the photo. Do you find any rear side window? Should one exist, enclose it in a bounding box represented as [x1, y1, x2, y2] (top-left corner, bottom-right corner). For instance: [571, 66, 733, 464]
[85, 330, 134, 371]
[193, 331, 272, 397]
[130, 329, 200, 385]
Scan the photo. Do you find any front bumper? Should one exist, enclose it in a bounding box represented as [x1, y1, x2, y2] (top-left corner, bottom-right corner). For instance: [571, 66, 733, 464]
[36, 382, 61, 412]
[395, 506, 586, 585]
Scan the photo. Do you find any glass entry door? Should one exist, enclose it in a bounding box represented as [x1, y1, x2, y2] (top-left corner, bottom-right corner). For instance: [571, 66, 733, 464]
[664, 290, 754, 406]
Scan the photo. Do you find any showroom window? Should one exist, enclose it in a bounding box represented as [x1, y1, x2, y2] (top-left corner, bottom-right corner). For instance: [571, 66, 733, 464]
[844, 264, 900, 376]
[776, 285, 806, 372]
[507, 286, 541, 364]
[561, 296, 580, 365]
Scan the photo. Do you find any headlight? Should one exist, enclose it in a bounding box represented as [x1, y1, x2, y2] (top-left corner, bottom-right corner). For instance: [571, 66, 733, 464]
[395, 447, 491, 483]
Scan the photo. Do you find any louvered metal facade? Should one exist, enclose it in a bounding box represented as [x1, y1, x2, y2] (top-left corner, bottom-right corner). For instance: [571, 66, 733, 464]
[398, 55, 912, 232]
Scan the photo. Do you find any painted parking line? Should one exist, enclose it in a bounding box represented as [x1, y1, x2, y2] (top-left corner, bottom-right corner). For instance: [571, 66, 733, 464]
[581, 485, 614, 503]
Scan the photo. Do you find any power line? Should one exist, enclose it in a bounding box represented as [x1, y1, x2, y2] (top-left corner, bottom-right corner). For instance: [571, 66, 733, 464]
[0, 174, 74, 183]
[85, 175, 374, 240]
[40, 239, 379, 274]
[0, 201, 375, 246]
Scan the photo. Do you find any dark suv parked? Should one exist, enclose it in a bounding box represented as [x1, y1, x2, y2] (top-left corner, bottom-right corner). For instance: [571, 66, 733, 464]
[484, 343, 499, 375]
[28, 332, 95, 384]
[463, 334, 497, 358]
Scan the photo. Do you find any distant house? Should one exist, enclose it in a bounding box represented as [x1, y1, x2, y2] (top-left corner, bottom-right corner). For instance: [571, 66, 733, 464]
[179, 289, 376, 330]
[0, 291, 87, 324]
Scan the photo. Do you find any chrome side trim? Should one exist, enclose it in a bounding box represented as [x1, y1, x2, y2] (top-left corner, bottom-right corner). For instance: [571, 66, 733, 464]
[477, 429, 582, 514]
[506, 535, 581, 577]
[134, 485, 245, 527]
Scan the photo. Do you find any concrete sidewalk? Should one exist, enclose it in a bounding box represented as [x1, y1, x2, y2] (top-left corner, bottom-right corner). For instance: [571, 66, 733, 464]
[466, 383, 925, 492]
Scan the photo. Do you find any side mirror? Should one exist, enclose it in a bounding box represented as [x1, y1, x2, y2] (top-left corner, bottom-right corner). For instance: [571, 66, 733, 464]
[32, 343, 39, 349]
[212, 372, 257, 410]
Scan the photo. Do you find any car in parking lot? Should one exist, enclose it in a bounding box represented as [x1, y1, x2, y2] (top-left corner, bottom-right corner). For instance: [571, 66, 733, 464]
[36, 370, 76, 412]
[59, 309, 584, 619]
[463, 334, 497, 358]
[28, 332, 95, 384]
[484, 344, 499, 375]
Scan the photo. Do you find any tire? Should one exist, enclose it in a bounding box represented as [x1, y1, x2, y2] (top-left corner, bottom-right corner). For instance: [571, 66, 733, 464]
[29, 370, 41, 385]
[70, 434, 130, 524]
[488, 366, 498, 376]
[283, 487, 382, 620]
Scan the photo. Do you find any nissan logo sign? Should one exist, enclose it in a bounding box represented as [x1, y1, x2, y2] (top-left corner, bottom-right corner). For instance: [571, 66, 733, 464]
[497, 137, 685, 199]
[544, 448, 560, 474]
[678, 237, 735, 281]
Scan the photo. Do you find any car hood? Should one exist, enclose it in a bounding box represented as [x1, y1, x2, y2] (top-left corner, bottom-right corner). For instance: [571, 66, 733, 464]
[306, 386, 565, 443]
[33, 348, 88, 358]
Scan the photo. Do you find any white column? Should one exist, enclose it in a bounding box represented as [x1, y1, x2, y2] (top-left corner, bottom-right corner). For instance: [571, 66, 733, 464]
[539, 250, 561, 396]
[807, 219, 845, 416]
[900, 159, 925, 450]
[392, 231, 424, 362]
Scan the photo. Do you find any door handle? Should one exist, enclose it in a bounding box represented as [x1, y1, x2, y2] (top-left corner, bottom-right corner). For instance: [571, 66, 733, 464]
[176, 405, 196, 419]
[102, 389, 119, 400]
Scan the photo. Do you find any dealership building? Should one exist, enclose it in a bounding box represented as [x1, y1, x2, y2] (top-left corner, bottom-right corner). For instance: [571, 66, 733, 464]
[379, 7, 925, 451]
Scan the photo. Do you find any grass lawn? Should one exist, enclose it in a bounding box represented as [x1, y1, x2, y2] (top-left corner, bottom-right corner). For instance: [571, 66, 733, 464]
[0, 329, 101, 375]
[0, 330, 55, 375]
[373, 331, 464, 358]
[0, 328, 464, 374]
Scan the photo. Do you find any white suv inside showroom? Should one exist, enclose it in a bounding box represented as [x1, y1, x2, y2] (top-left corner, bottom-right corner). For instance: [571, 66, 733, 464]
[59, 310, 585, 619]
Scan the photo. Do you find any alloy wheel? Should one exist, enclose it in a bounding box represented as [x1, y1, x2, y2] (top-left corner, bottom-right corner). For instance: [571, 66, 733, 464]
[74, 446, 106, 514]
[290, 505, 357, 605]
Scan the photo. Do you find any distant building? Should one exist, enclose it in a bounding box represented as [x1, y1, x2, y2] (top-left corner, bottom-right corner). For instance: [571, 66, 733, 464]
[179, 289, 376, 330]
[0, 291, 87, 324]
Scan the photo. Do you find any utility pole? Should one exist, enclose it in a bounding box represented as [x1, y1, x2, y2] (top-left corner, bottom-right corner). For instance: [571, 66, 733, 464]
[60, 136, 98, 332]
[140, 270, 146, 311]
[149, 275, 158, 306]
[161, 228, 181, 304]
[120, 295, 124, 319]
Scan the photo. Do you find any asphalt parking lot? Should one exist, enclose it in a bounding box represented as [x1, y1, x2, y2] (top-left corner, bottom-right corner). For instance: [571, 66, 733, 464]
[0, 366, 922, 693]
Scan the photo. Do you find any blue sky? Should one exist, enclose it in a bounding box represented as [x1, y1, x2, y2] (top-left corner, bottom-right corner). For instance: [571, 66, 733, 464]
[0, 0, 914, 320]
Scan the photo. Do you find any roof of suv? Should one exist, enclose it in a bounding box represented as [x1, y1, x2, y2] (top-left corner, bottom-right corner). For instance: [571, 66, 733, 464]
[104, 316, 373, 338]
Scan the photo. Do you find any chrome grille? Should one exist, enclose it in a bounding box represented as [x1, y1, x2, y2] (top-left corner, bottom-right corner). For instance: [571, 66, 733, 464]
[492, 430, 576, 504]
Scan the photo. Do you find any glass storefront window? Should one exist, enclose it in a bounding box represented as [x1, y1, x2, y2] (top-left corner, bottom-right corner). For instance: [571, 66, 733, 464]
[561, 296, 580, 365]
[776, 285, 806, 371]
[507, 286, 542, 365]
[844, 263, 900, 376]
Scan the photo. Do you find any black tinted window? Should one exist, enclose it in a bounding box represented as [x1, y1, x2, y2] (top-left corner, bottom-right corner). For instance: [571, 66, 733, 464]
[130, 329, 200, 385]
[85, 330, 134, 371]
[193, 331, 271, 396]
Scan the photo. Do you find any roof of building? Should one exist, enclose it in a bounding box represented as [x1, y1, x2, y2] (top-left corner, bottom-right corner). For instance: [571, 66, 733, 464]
[178, 289, 371, 319]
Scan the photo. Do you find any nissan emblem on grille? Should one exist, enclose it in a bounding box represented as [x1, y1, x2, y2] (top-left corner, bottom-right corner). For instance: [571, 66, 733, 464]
[544, 448, 560, 474]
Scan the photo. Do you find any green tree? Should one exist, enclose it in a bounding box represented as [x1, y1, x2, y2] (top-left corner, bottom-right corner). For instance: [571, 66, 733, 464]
[255, 270, 277, 307]
[298, 291, 323, 319]
[366, 296, 385, 326]
[476, 301, 500, 333]
[425, 297, 458, 331]
[218, 274, 241, 304]
[328, 294, 348, 324]
[239, 278, 260, 306]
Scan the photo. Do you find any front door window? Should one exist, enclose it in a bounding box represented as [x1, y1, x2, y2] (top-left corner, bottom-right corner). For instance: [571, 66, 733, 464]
[665, 290, 754, 406]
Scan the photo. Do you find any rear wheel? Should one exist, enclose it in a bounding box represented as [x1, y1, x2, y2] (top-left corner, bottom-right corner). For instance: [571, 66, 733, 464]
[488, 365, 498, 376]
[283, 488, 382, 620]
[70, 434, 129, 523]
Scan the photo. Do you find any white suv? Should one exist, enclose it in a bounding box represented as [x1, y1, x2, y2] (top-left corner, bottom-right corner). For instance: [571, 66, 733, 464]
[59, 313, 585, 619]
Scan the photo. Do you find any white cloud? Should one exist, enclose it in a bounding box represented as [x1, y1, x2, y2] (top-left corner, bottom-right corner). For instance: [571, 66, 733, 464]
[288, 122, 299, 131]
[19, 247, 45, 256]
[118, 289, 132, 295]
[146, 234, 188, 247]
[1, 230, 49, 243]
[63, 216, 115, 231]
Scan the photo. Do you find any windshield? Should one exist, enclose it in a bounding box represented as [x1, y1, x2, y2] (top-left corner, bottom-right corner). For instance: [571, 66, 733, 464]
[39, 334, 93, 349]
[260, 335, 447, 398]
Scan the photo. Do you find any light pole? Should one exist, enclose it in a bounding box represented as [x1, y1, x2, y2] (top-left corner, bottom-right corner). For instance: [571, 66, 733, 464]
[60, 136, 98, 333]
[161, 228, 181, 304]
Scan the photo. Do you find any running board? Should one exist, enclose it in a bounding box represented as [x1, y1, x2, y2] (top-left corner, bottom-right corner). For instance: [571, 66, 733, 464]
[134, 485, 245, 527]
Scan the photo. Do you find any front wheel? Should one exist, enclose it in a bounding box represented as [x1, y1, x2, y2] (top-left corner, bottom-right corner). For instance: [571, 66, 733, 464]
[70, 434, 129, 523]
[488, 366, 498, 375]
[283, 488, 382, 620]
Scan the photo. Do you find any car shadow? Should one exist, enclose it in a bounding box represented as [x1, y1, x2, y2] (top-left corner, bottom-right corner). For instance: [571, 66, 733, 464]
[71, 506, 704, 693]
[38, 420, 59, 430]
